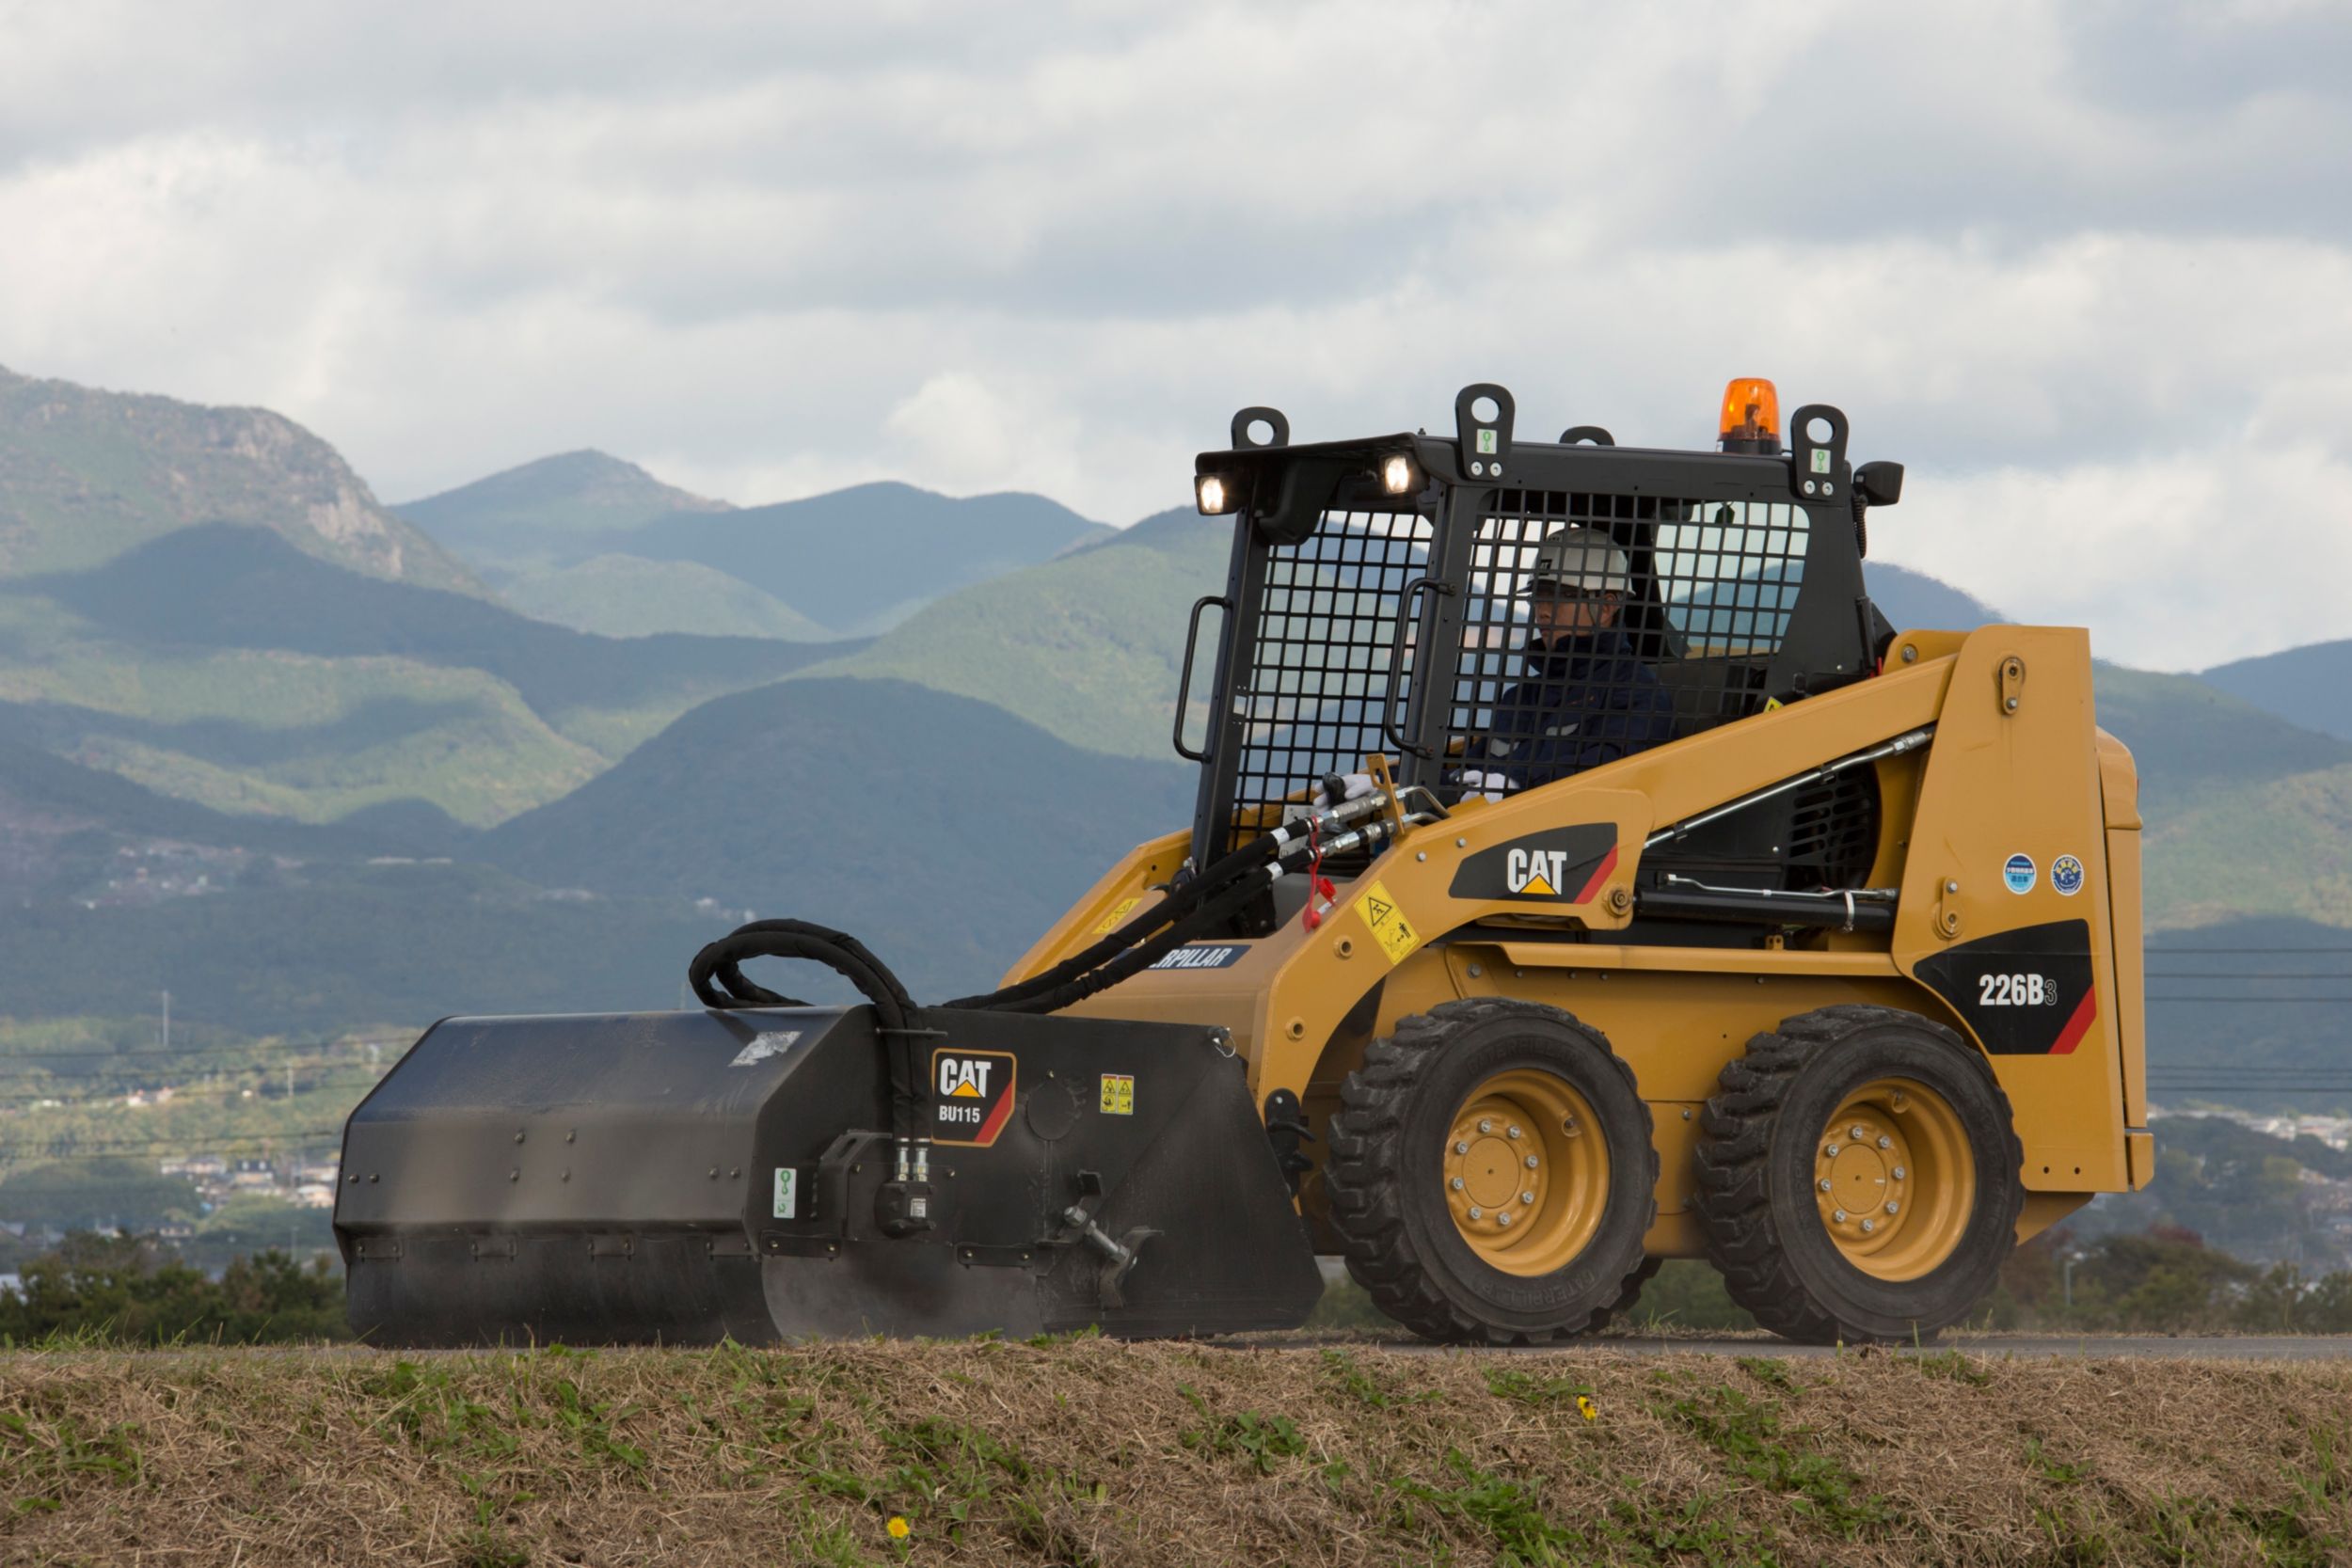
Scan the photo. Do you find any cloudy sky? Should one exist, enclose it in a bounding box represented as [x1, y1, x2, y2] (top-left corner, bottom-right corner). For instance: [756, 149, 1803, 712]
[1, 0, 2347, 670]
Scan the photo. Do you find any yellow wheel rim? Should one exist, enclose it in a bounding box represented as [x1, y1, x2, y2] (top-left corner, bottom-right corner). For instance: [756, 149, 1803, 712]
[1813, 1077, 1976, 1281]
[1443, 1069, 1609, 1276]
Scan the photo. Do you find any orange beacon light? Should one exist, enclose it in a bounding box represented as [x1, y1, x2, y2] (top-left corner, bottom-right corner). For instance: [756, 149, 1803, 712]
[1718, 377, 1782, 455]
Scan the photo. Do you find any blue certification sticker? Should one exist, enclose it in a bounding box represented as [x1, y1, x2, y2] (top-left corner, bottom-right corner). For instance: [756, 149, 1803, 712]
[2051, 854, 2085, 896]
[2002, 853, 2037, 895]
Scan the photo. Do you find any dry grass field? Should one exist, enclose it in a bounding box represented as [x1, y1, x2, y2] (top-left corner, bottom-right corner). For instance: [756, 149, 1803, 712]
[4, 1338, 2350, 1566]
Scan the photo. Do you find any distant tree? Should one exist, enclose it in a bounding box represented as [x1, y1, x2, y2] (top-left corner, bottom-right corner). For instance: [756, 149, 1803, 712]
[0, 1232, 346, 1344]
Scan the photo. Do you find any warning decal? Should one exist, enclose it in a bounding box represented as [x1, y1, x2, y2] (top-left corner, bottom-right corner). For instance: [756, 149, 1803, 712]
[1100, 1073, 1135, 1116]
[1091, 896, 1142, 935]
[1353, 879, 1423, 966]
[931, 1049, 1018, 1147]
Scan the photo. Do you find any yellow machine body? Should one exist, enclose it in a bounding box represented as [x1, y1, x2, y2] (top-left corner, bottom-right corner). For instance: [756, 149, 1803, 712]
[1005, 624, 2152, 1259]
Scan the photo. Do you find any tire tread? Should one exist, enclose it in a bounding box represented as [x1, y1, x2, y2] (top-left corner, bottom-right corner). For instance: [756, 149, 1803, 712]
[1327, 998, 1657, 1345]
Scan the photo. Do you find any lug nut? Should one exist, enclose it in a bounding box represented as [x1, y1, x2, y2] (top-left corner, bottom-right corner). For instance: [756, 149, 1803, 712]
[1833, 1209, 1849, 1224]
[1885, 1201, 1899, 1215]
[1819, 1178, 1834, 1193]
[1524, 1155, 1540, 1169]
[1850, 1125, 1867, 1140]
[1891, 1165, 1907, 1180]
[1454, 1140, 1470, 1155]
[1451, 1177, 1465, 1192]
[1861, 1218, 1876, 1234]
[1825, 1144, 1842, 1158]
[1497, 1212, 1514, 1227]
[1469, 1207, 1483, 1220]
[1876, 1135, 1892, 1150]
[1520, 1191, 1536, 1205]
[1478, 1118, 1493, 1134]
[1506, 1125, 1522, 1140]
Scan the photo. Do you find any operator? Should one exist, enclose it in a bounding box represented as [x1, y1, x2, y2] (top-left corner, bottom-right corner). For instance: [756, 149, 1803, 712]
[1456, 525, 1674, 796]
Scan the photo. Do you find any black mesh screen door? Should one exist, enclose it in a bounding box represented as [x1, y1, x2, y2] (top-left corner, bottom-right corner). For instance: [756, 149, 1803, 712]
[1221, 505, 1436, 853]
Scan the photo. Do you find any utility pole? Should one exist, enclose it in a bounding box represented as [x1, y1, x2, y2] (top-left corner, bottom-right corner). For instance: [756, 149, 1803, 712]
[161, 990, 169, 1053]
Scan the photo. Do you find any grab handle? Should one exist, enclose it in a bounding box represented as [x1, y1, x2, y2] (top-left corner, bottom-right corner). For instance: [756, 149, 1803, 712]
[1172, 594, 1231, 762]
[1381, 577, 1448, 760]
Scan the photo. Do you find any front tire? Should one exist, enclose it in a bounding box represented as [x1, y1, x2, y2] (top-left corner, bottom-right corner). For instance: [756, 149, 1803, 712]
[1693, 1006, 2026, 1344]
[1325, 999, 1657, 1344]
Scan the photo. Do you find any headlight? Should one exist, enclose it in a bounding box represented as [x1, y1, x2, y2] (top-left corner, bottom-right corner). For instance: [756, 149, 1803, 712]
[1196, 474, 1233, 515]
[1381, 454, 1416, 495]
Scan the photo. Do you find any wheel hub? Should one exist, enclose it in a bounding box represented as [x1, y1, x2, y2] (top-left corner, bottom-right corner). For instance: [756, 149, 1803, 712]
[1442, 1069, 1608, 1276]
[1812, 1077, 1974, 1281]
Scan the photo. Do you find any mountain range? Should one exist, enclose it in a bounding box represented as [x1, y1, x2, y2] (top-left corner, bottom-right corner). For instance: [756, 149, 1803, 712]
[395, 457, 1111, 641]
[0, 363, 2346, 1107]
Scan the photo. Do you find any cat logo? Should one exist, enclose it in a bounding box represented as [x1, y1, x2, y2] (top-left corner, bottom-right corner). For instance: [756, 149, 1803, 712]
[1504, 847, 1569, 896]
[1449, 824, 1620, 906]
[930, 1049, 1017, 1147]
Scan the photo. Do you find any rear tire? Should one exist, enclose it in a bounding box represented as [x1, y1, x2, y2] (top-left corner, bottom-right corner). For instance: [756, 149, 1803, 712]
[1326, 999, 1657, 1344]
[1693, 1005, 2025, 1344]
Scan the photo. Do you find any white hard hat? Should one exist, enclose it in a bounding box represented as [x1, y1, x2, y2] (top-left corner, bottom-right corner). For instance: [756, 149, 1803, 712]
[1518, 527, 1629, 595]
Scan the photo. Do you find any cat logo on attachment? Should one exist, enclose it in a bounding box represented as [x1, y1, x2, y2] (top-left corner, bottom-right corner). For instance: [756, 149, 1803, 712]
[931, 1049, 1017, 1147]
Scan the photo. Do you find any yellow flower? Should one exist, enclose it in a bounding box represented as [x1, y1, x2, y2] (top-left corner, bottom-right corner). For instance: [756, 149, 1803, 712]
[886, 1516, 912, 1540]
[1576, 1394, 1598, 1422]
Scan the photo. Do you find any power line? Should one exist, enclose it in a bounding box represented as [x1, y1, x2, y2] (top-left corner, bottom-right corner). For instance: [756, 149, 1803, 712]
[2145, 972, 2352, 980]
[2150, 946, 2352, 955]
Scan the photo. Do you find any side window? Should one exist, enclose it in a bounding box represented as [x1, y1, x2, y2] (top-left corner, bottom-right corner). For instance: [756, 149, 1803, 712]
[1654, 501, 1810, 657]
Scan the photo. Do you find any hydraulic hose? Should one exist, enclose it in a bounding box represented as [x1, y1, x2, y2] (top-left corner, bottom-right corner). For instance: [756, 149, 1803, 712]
[992, 816, 1396, 1015]
[689, 918, 924, 1142]
[936, 790, 1389, 1010]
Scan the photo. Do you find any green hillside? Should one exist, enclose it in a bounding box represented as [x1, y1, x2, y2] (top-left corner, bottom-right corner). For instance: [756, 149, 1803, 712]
[391, 449, 731, 566]
[0, 525, 865, 827]
[501, 553, 830, 641]
[2201, 639, 2352, 744]
[613, 482, 1114, 636]
[794, 508, 1228, 757]
[0, 363, 481, 595]
[2089, 663, 2352, 927]
[0, 863, 723, 1034]
[484, 676, 1197, 1002]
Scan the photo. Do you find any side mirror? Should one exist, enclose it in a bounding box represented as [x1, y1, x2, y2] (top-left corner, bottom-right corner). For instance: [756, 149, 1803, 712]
[1855, 461, 1905, 507]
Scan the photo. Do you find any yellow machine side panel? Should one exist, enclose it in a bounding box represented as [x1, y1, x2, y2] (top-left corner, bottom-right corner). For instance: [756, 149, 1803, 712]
[1889, 628, 2130, 1193]
[2095, 727, 2150, 1137]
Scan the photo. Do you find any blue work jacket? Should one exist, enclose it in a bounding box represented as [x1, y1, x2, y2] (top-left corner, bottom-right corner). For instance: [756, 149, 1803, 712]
[1475, 626, 1677, 788]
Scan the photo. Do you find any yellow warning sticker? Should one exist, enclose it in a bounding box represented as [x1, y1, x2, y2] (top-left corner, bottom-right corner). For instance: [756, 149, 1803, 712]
[1091, 896, 1142, 935]
[1762, 696, 1784, 712]
[1353, 879, 1423, 966]
[1100, 1073, 1135, 1116]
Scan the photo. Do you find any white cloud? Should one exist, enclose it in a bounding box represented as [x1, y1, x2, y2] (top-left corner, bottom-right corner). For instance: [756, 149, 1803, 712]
[0, 0, 2346, 667]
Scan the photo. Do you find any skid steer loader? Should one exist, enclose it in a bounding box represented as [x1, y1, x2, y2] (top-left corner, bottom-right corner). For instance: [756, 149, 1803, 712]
[336, 378, 2153, 1346]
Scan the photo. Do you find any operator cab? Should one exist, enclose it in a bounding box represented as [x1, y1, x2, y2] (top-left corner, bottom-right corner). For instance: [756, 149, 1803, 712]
[1180, 380, 1907, 928]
